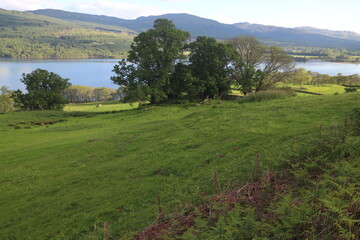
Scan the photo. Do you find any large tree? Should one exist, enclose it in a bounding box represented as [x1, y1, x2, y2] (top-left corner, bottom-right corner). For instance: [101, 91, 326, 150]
[228, 36, 294, 95]
[187, 36, 235, 99]
[111, 19, 190, 103]
[12, 69, 71, 110]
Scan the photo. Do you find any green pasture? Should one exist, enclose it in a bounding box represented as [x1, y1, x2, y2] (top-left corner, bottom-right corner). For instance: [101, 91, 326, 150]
[278, 83, 346, 95]
[0, 92, 359, 239]
[64, 101, 139, 113]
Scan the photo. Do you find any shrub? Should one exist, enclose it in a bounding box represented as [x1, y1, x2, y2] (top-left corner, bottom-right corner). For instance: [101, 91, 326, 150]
[238, 88, 296, 103]
[344, 87, 357, 93]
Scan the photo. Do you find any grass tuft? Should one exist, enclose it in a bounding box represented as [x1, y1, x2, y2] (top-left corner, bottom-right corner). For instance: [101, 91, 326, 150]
[238, 88, 296, 103]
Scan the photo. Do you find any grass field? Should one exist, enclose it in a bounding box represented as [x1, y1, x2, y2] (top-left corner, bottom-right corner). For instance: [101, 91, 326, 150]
[275, 83, 347, 96]
[64, 101, 139, 112]
[0, 92, 359, 239]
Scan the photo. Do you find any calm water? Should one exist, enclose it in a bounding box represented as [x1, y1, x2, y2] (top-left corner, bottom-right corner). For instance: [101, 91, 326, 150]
[0, 59, 121, 91]
[0, 59, 359, 91]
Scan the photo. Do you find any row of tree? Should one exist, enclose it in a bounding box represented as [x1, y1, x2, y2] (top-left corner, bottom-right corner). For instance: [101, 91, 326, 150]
[283, 68, 360, 86]
[8, 71, 123, 111]
[111, 19, 294, 103]
[62, 85, 122, 103]
[286, 46, 360, 62]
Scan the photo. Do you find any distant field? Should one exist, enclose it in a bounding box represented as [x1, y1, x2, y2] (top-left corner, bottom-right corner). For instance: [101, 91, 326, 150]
[0, 93, 359, 239]
[64, 101, 139, 112]
[232, 84, 346, 96]
[282, 84, 346, 95]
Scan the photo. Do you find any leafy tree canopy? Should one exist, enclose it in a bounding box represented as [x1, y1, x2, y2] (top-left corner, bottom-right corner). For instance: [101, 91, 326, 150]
[111, 19, 190, 103]
[188, 36, 236, 99]
[12, 69, 71, 110]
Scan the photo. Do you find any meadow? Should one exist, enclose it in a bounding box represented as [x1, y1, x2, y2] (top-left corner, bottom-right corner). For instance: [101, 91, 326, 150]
[288, 84, 346, 95]
[0, 92, 359, 239]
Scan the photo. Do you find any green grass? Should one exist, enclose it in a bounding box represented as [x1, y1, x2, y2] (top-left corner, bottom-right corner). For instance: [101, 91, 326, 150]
[0, 93, 359, 239]
[64, 101, 139, 112]
[238, 88, 296, 103]
[281, 83, 347, 95]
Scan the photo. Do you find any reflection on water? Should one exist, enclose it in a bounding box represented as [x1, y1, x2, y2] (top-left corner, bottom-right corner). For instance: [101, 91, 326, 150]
[0, 59, 359, 91]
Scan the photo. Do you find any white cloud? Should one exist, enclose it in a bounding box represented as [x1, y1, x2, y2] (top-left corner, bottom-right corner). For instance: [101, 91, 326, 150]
[70, 1, 172, 19]
[164, 0, 194, 2]
[1, 0, 63, 11]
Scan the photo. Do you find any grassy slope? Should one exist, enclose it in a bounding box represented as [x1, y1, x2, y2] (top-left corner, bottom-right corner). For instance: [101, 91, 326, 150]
[0, 93, 359, 239]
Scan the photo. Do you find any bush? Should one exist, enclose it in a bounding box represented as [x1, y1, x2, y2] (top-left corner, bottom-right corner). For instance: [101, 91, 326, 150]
[238, 88, 296, 103]
[344, 87, 357, 93]
[0, 94, 15, 113]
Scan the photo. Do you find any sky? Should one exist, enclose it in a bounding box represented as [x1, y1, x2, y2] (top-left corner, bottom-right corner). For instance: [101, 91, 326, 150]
[1, 0, 360, 34]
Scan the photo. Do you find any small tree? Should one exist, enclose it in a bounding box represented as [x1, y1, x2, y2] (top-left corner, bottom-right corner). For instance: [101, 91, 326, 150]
[0, 85, 15, 113]
[284, 68, 312, 85]
[111, 19, 190, 103]
[228, 36, 294, 95]
[12, 69, 71, 110]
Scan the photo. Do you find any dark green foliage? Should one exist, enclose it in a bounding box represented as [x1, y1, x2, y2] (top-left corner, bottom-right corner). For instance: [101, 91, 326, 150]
[345, 87, 358, 93]
[12, 69, 71, 110]
[168, 63, 196, 99]
[188, 36, 235, 99]
[111, 19, 190, 103]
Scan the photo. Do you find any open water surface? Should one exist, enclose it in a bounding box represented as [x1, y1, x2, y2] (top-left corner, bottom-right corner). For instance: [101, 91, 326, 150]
[0, 59, 359, 91]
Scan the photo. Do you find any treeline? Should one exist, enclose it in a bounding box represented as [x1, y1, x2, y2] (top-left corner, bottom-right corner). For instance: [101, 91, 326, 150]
[284, 68, 360, 85]
[62, 85, 123, 103]
[0, 37, 131, 59]
[286, 46, 360, 62]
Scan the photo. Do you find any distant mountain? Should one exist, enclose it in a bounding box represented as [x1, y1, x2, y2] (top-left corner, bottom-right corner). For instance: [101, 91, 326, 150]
[233, 22, 360, 49]
[29, 9, 360, 50]
[295, 26, 360, 41]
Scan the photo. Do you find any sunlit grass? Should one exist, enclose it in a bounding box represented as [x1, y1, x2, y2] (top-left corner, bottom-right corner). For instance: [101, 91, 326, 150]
[64, 101, 139, 112]
[0, 93, 359, 239]
[280, 83, 346, 95]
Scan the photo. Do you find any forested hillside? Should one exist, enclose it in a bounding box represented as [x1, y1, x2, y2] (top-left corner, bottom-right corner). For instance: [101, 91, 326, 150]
[0, 9, 134, 58]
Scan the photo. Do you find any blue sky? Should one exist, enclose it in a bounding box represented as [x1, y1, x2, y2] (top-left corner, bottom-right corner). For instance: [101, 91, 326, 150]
[2, 0, 360, 33]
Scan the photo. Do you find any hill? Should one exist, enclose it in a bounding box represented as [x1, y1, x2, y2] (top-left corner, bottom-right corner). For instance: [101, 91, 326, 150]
[0, 92, 359, 239]
[29, 9, 360, 50]
[233, 22, 360, 49]
[295, 26, 360, 41]
[0, 9, 134, 58]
